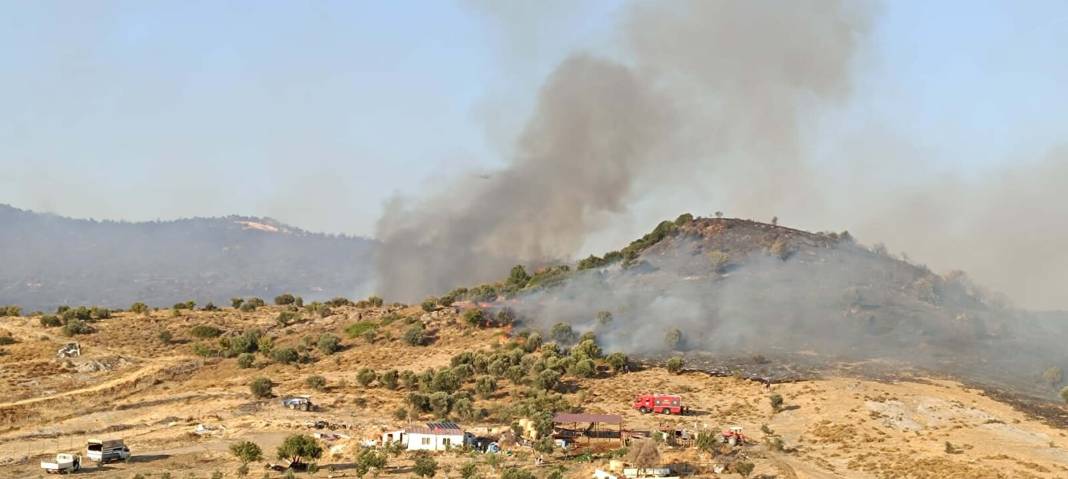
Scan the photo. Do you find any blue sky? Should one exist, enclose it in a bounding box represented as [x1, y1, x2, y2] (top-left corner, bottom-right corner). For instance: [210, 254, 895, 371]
[1, 0, 1066, 236]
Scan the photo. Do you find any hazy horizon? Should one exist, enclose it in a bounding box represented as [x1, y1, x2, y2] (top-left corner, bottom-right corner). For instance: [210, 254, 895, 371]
[3, 1, 1067, 309]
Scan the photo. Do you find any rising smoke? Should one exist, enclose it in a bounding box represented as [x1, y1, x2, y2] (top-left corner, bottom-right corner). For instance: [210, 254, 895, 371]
[375, 0, 874, 301]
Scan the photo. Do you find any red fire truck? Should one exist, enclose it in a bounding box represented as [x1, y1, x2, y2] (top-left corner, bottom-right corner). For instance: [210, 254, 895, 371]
[633, 393, 687, 415]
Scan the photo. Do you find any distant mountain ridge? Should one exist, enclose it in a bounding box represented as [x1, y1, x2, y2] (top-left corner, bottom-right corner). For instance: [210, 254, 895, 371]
[0, 204, 376, 311]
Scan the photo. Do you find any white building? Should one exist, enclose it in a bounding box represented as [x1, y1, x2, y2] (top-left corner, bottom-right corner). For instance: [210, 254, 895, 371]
[382, 421, 474, 451]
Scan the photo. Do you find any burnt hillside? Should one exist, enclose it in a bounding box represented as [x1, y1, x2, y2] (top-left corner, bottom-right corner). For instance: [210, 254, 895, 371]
[513, 216, 1068, 396]
[0, 204, 376, 311]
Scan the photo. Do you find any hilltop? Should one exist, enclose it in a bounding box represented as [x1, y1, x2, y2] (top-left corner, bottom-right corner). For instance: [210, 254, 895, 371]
[445, 215, 1068, 398]
[0, 204, 376, 312]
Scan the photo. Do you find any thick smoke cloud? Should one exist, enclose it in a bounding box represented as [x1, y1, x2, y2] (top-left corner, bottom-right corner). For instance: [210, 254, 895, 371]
[375, 0, 873, 301]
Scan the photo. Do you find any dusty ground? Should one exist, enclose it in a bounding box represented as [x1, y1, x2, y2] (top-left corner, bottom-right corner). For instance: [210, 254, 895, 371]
[1, 304, 1066, 478]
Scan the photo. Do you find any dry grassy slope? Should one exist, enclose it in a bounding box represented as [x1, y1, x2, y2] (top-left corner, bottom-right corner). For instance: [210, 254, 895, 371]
[0, 305, 1066, 478]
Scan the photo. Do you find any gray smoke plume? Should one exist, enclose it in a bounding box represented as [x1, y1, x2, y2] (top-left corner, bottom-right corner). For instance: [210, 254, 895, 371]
[375, 0, 873, 301]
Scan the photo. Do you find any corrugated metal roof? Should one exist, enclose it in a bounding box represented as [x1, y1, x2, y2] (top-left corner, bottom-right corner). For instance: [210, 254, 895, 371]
[553, 413, 623, 425]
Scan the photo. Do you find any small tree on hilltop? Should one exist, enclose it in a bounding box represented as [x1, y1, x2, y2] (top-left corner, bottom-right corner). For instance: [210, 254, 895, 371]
[230, 440, 263, 464]
[276, 434, 322, 467]
[413, 454, 438, 477]
[130, 302, 150, 315]
[274, 293, 296, 305]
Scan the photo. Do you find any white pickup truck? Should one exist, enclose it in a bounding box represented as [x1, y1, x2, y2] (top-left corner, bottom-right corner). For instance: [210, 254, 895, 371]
[40, 453, 81, 474]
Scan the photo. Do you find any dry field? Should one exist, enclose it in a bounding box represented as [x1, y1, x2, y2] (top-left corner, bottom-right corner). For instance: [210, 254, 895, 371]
[1, 304, 1066, 478]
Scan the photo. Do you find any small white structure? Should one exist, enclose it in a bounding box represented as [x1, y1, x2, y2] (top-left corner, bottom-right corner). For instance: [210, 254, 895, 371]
[382, 421, 474, 451]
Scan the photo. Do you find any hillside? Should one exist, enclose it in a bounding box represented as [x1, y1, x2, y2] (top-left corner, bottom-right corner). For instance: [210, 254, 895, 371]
[456, 216, 1068, 398]
[0, 303, 1066, 478]
[0, 204, 376, 312]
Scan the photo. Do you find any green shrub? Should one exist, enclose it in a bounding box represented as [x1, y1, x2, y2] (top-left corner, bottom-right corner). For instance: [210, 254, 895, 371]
[429, 391, 451, 417]
[274, 294, 296, 305]
[367, 296, 384, 307]
[276, 434, 322, 465]
[665, 356, 684, 374]
[317, 334, 341, 355]
[0, 336, 16, 345]
[247, 297, 265, 307]
[0, 305, 21, 317]
[257, 335, 274, 353]
[305, 375, 327, 391]
[271, 347, 299, 364]
[475, 376, 497, 398]
[230, 440, 263, 463]
[357, 368, 376, 387]
[770, 393, 784, 412]
[326, 297, 353, 307]
[61, 319, 92, 336]
[239, 302, 256, 312]
[496, 308, 516, 326]
[534, 370, 561, 391]
[275, 311, 300, 327]
[571, 339, 602, 360]
[192, 343, 219, 357]
[158, 330, 173, 344]
[190, 325, 223, 339]
[606, 352, 629, 372]
[393, 407, 408, 421]
[379, 369, 399, 390]
[39, 315, 61, 327]
[463, 309, 485, 327]
[237, 353, 255, 369]
[404, 324, 426, 346]
[421, 298, 437, 313]
[173, 301, 195, 310]
[412, 454, 437, 477]
[568, 359, 596, 378]
[249, 377, 273, 398]
[201, 302, 218, 311]
[550, 322, 577, 344]
[345, 321, 376, 338]
[129, 302, 150, 315]
[460, 462, 479, 479]
[431, 369, 461, 393]
[231, 298, 245, 308]
[229, 330, 262, 355]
